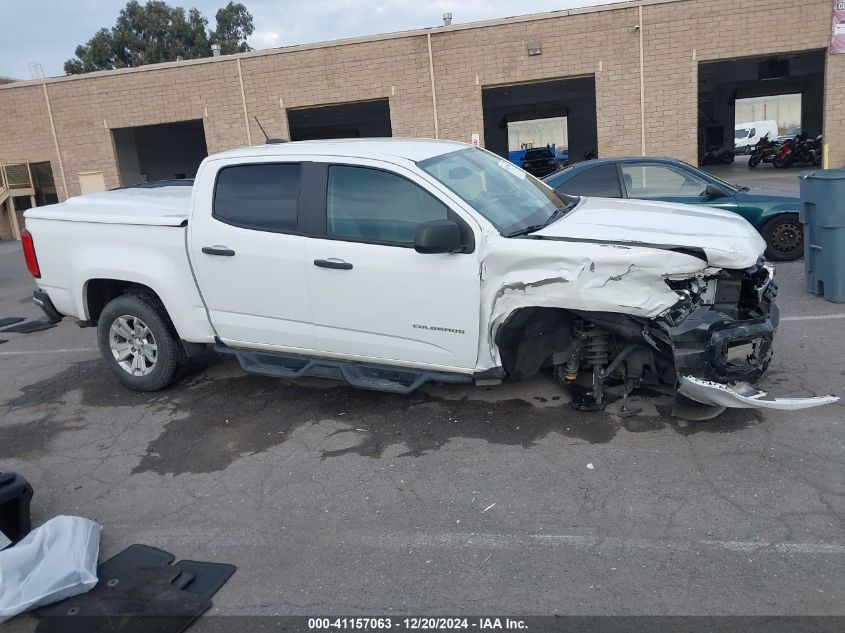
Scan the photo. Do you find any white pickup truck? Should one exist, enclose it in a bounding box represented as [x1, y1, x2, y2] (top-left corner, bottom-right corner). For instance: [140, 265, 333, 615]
[21, 139, 837, 413]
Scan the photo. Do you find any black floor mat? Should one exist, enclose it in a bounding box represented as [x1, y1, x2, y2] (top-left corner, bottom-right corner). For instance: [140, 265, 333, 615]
[99, 543, 176, 574]
[175, 560, 238, 601]
[33, 544, 236, 633]
[0, 317, 24, 328]
[1, 320, 57, 334]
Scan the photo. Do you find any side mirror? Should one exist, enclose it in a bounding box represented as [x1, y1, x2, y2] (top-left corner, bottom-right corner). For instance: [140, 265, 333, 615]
[703, 184, 728, 200]
[414, 219, 463, 254]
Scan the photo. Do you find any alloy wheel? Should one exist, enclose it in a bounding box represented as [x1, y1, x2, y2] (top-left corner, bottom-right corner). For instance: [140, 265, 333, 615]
[109, 315, 158, 376]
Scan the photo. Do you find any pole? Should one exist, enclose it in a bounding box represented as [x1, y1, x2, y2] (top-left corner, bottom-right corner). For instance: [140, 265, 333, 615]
[427, 33, 440, 139]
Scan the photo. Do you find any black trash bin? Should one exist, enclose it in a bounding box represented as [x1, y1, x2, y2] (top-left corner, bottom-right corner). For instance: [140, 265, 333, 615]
[800, 168, 845, 303]
[0, 472, 33, 544]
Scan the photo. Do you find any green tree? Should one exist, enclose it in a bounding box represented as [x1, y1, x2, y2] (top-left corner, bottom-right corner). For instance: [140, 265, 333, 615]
[64, 29, 117, 74]
[212, 2, 255, 55]
[64, 1, 253, 75]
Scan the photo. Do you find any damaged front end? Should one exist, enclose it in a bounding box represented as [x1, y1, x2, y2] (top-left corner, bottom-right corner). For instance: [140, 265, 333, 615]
[537, 260, 838, 412]
[667, 260, 778, 386]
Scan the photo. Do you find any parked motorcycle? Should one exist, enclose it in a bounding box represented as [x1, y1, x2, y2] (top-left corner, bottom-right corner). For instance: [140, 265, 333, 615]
[773, 133, 822, 168]
[748, 134, 779, 168]
[700, 144, 735, 166]
[812, 134, 823, 166]
[773, 136, 795, 168]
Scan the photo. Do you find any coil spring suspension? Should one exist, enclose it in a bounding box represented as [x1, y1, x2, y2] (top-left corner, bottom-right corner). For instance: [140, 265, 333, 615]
[566, 322, 612, 410]
[583, 328, 611, 369]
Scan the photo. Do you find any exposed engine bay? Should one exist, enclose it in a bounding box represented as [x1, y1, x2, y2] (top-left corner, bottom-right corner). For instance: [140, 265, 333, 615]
[495, 259, 838, 413]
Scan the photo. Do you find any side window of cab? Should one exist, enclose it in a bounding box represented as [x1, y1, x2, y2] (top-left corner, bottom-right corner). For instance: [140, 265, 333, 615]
[213, 163, 301, 232]
[325, 165, 450, 245]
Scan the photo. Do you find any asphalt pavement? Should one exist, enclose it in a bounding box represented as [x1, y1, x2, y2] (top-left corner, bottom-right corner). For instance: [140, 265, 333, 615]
[703, 154, 804, 192]
[1, 169, 843, 624]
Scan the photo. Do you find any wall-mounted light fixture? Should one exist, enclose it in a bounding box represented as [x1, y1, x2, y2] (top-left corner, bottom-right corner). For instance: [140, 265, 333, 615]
[527, 41, 541, 56]
[211, 44, 222, 57]
[443, 13, 452, 26]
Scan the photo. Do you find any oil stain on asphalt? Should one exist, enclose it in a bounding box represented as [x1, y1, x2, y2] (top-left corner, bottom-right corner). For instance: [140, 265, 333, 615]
[2, 358, 761, 475]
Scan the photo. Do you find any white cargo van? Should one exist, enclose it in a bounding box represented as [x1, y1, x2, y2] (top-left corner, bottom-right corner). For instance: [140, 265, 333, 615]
[734, 121, 779, 154]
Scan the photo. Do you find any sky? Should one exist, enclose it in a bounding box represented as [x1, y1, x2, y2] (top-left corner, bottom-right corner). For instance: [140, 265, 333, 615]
[0, 0, 619, 79]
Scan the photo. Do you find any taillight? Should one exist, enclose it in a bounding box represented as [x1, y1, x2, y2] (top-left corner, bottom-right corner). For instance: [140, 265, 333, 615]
[21, 228, 41, 278]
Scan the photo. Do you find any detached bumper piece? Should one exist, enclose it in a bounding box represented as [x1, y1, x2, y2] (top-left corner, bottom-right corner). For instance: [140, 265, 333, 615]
[669, 263, 837, 410]
[679, 376, 839, 410]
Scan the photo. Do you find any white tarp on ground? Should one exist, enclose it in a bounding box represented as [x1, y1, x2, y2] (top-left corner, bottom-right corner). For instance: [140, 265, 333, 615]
[0, 515, 100, 622]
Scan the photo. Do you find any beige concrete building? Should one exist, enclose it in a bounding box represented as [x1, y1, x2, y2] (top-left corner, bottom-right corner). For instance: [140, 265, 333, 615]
[0, 0, 839, 239]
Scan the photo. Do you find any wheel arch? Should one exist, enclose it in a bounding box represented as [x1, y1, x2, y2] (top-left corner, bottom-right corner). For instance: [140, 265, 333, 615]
[494, 306, 575, 380]
[84, 278, 173, 329]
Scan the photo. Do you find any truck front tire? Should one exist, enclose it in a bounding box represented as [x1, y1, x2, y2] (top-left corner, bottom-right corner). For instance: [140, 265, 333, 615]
[97, 294, 186, 391]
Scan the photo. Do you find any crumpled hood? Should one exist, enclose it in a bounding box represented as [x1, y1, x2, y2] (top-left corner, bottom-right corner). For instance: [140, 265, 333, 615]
[533, 197, 766, 268]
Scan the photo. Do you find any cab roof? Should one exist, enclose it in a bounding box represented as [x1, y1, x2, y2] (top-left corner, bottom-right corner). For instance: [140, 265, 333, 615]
[209, 138, 470, 164]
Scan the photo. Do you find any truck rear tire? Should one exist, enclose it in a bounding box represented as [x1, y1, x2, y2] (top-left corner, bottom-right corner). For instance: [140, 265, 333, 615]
[97, 294, 186, 391]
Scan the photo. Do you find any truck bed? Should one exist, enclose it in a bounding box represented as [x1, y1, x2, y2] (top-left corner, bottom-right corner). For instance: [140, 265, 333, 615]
[26, 183, 192, 226]
[22, 181, 215, 344]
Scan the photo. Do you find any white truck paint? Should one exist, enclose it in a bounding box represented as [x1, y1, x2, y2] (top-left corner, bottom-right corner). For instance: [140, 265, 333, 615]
[22, 139, 837, 413]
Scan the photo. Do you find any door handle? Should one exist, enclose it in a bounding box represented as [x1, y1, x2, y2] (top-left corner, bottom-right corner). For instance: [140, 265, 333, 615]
[314, 258, 353, 270]
[202, 246, 236, 257]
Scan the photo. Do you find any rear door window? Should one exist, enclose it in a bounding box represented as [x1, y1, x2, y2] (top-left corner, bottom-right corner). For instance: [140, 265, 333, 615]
[214, 163, 301, 232]
[553, 163, 622, 198]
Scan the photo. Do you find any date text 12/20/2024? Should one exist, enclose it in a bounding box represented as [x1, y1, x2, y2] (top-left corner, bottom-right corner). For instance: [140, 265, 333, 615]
[308, 618, 528, 630]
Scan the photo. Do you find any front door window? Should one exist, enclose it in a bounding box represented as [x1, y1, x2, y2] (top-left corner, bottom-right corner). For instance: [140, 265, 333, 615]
[327, 165, 449, 245]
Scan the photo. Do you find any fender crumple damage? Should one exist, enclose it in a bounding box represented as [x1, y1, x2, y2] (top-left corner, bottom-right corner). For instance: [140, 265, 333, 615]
[479, 240, 708, 369]
[477, 235, 838, 413]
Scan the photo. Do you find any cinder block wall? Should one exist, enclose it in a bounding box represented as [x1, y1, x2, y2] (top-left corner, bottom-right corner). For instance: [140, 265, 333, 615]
[429, 7, 643, 158]
[241, 36, 438, 143]
[824, 54, 845, 168]
[641, 0, 834, 164]
[0, 0, 837, 201]
[0, 208, 14, 240]
[0, 83, 61, 186]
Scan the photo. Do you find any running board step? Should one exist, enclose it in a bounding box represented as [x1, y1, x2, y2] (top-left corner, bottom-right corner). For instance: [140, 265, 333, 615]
[214, 345, 472, 394]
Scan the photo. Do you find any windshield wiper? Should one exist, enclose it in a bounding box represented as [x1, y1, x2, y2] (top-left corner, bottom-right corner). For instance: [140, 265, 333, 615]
[505, 223, 547, 238]
[544, 198, 579, 226]
[505, 198, 580, 238]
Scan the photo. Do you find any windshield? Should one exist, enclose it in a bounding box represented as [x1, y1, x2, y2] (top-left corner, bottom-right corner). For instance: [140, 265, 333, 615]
[672, 159, 741, 193]
[700, 165, 741, 192]
[418, 148, 571, 235]
[735, 128, 750, 139]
